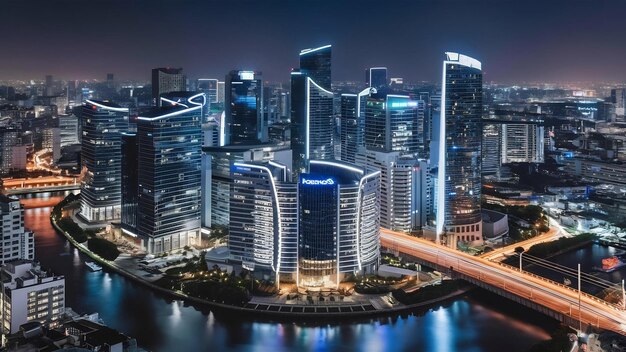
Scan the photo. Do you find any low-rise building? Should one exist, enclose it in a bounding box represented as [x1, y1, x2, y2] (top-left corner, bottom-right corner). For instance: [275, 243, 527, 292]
[0, 261, 65, 334]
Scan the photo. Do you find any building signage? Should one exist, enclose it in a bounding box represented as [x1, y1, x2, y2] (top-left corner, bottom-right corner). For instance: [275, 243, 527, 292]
[301, 177, 335, 186]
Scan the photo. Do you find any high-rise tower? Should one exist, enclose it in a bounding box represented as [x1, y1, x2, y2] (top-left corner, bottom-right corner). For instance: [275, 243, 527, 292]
[435, 52, 483, 246]
[224, 70, 264, 145]
[80, 100, 129, 222]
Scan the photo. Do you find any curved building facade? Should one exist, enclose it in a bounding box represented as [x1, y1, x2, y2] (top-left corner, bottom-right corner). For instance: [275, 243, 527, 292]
[80, 100, 129, 222]
[297, 160, 380, 288]
[436, 52, 484, 245]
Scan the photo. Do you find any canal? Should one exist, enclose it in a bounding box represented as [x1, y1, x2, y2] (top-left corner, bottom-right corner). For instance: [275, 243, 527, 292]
[21, 192, 559, 351]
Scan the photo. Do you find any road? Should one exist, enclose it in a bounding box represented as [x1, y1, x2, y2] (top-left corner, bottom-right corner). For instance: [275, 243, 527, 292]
[380, 228, 626, 335]
[32, 149, 62, 174]
[480, 217, 569, 261]
[1, 176, 79, 195]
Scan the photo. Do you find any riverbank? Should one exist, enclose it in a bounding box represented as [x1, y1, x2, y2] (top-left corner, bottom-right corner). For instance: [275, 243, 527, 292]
[50, 204, 472, 320]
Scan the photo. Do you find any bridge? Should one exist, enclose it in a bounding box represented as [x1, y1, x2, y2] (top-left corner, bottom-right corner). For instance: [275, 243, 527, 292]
[1, 176, 80, 195]
[380, 228, 626, 335]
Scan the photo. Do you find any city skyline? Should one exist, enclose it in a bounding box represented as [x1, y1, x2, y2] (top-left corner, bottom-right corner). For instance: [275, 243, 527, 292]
[2, 1, 626, 350]
[1, 0, 626, 84]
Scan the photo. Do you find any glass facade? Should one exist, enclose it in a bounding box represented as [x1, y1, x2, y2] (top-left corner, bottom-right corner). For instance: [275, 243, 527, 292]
[290, 74, 334, 177]
[80, 100, 128, 222]
[121, 133, 138, 233]
[229, 162, 286, 272]
[299, 45, 331, 91]
[137, 104, 202, 254]
[298, 173, 338, 287]
[366, 67, 388, 88]
[364, 93, 425, 156]
[340, 94, 358, 163]
[438, 52, 483, 236]
[224, 70, 263, 145]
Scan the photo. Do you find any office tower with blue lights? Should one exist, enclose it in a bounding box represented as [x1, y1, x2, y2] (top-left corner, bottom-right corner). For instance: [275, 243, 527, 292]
[152, 67, 186, 106]
[197, 78, 218, 104]
[434, 52, 483, 246]
[80, 100, 129, 222]
[340, 88, 371, 164]
[297, 160, 380, 288]
[224, 70, 264, 145]
[136, 94, 204, 253]
[365, 67, 388, 88]
[120, 132, 138, 235]
[299, 45, 332, 90]
[291, 45, 334, 177]
[290, 72, 334, 177]
[364, 92, 426, 157]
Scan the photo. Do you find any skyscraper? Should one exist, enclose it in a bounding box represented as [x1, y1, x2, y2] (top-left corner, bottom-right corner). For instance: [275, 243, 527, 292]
[151, 68, 186, 106]
[435, 52, 483, 246]
[80, 100, 129, 222]
[224, 70, 264, 145]
[297, 160, 380, 288]
[299, 45, 332, 90]
[364, 92, 426, 157]
[120, 132, 138, 236]
[290, 72, 334, 177]
[0, 195, 34, 264]
[339, 88, 371, 163]
[136, 96, 203, 253]
[229, 161, 287, 276]
[365, 67, 388, 88]
[197, 78, 218, 104]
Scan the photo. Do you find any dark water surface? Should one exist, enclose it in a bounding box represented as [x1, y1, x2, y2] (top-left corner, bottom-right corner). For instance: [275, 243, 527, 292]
[21, 192, 559, 352]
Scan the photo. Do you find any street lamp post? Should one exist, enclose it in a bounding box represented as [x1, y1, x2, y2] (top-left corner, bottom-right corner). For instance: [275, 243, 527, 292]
[622, 279, 625, 311]
[519, 252, 523, 272]
[578, 263, 582, 335]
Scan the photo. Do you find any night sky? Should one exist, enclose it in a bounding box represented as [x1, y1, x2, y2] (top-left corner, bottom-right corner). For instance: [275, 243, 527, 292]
[2, 0, 626, 84]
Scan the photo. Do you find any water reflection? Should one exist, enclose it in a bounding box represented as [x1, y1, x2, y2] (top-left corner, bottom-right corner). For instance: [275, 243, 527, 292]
[21, 192, 557, 352]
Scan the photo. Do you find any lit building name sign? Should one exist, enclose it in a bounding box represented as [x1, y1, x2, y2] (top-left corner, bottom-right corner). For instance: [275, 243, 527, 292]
[301, 178, 335, 186]
[390, 101, 418, 108]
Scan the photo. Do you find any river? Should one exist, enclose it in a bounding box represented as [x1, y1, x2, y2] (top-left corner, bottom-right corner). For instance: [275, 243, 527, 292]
[20, 192, 559, 352]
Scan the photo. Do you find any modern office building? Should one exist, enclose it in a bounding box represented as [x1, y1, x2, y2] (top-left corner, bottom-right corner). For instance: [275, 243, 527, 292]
[0, 261, 65, 334]
[299, 45, 332, 90]
[365, 67, 388, 88]
[500, 123, 544, 164]
[340, 88, 372, 164]
[151, 67, 186, 106]
[197, 78, 218, 104]
[340, 94, 359, 163]
[297, 160, 380, 288]
[58, 114, 80, 147]
[160, 91, 208, 123]
[42, 128, 61, 163]
[136, 97, 203, 253]
[482, 113, 545, 178]
[202, 143, 292, 229]
[224, 70, 264, 145]
[120, 132, 138, 235]
[364, 92, 426, 157]
[356, 150, 431, 232]
[0, 128, 20, 174]
[229, 161, 288, 277]
[611, 88, 625, 117]
[290, 72, 334, 177]
[226, 160, 380, 288]
[80, 100, 129, 222]
[0, 195, 34, 264]
[216, 81, 225, 104]
[434, 52, 483, 246]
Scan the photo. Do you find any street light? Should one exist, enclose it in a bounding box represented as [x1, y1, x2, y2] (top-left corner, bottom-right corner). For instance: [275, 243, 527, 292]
[519, 252, 523, 272]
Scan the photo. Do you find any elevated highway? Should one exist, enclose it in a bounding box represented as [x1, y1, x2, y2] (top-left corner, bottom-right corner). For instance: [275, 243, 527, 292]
[381, 229, 626, 335]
